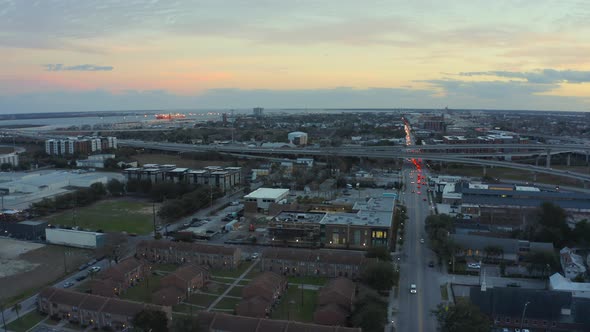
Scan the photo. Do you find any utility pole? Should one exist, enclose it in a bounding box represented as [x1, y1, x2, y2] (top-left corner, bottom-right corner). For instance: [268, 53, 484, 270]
[152, 203, 157, 238]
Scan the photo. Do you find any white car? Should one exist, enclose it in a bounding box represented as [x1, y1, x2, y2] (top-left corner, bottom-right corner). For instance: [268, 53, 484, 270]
[420, 238, 425, 244]
[89, 266, 101, 273]
[410, 284, 417, 294]
[467, 263, 481, 269]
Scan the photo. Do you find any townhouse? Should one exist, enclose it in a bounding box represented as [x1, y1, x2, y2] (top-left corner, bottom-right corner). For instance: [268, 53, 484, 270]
[38, 287, 171, 331]
[136, 240, 241, 270]
[260, 248, 369, 279]
[154, 264, 210, 306]
[314, 278, 356, 326]
[91, 258, 146, 297]
[196, 312, 362, 331]
[236, 272, 288, 318]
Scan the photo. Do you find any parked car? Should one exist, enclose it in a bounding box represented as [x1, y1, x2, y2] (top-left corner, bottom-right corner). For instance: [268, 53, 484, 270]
[428, 261, 435, 268]
[89, 266, 101, 273]
[63, 281, 74, 288]
[75, 274, 87, 282]
[467, 263, 481, 269]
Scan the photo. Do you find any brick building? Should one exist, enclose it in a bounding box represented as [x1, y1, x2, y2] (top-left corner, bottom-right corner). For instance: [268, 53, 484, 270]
[196, 312, 362, 331]
[154, 264, 210, 306]
[314, 278, 356, 326]
[91, 258, 146, 297]
[136, 240, 241, 270]
[237, 272, 288, 318]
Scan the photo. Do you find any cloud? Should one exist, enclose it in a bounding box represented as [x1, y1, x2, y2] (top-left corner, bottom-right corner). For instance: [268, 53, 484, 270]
[458, 69, 590, 84]
[43, 64, 114, 72]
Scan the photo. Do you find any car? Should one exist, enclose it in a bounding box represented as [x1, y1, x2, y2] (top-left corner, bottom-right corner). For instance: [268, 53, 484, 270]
[75, 274, 87, 282]
[63, 281, 74, 288]
[423, 198, 427, 201]
[467, 263, 481, 269]
[89, 266, 101, 273]
[417, 191, 421, 194]
[507, 282, 521, 288]
[251, 253, 260, 260]
[420, 238, 425, 244]
[410, 284, 417, 294]
[78, 263, 89, 271]
[428, 261, 435, 267]
[183, 222, 191, 227]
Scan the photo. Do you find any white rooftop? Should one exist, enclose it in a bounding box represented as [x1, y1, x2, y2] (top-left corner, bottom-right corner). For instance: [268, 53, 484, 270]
[245, 188, 289, 199]
[550, 273, 590, 298]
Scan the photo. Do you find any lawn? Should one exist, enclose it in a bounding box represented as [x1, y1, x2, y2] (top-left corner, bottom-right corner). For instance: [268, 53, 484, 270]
[271, 288, 318, 322]
[211, 261, 254, 278]
[120, 275, 162, 303]
[214, 297, 240, 310]
[288, 276, 328, 286]
[202, 281, 230, 295]
[440, 283, 449, 301]
[47, 199, 154, 234]
[6, 311, 46, 332]
[186, 293, 219, 307]
[226, 285, 244, 297]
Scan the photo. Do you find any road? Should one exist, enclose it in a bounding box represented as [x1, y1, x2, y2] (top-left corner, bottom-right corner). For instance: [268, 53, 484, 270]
[393, 123, 443, 332]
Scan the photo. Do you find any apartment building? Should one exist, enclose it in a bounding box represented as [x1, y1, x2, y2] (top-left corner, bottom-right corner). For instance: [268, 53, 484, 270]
[236, 272, 288, 318]
[136, 240, 241, 270]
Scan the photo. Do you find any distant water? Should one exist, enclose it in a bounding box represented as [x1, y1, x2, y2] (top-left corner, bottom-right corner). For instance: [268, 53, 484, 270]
[0, 111, 228, 130]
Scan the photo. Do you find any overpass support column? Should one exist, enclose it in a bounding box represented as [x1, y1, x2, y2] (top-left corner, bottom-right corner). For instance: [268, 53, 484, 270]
[533, 172, 537, 182]
[567, 153, 571, 167]
[483, 166, 487, 176]
[546, 149, 551, 168]
[535, 156, 539, 167]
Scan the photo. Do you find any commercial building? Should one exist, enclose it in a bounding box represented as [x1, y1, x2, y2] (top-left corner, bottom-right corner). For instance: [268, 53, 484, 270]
[123, 164, 241, 193]
[0, 170, 111, 195]
[236, 272, 288, 318]
[550, 273, 590, 299]
[76, 154, 116, 168]
[45, 136, 117, 156]
[46, 228, 105, 249]
[0, 220, 47, 240]
[287, 131, 308, 145]
[470, 286, 590, 332]
[195, 312, 361, 332]
[449, 233, 553, 264]
[260, 248, 368, 279]
[437, 181, 590, 230]
[38, 287, 172, 331]
[136, 240, 241, 270]
[244, 188, 290, 213]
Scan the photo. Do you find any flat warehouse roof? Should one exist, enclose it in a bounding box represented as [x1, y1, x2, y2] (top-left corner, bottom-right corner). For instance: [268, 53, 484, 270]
[244, 188, 289, 199]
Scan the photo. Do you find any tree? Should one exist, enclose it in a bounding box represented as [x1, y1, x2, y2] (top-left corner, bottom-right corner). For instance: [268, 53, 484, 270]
[171, 316, 200, 332]
[104, 158, 119, 169]
[573, 220, 590, 247]
[433, 300, 491, 332]
[11, 302, 21, 321]
[132, 309, 168, 332]
[90, 182, 107, 197]
[366, 247, 392, 261]
[106, 179, 125, 196]
[0, 163, 11, 171]
[524, 251, 559, 276]
[351, 291, 387, 332]
[361, 261, 398, 291]
[533, 202, 570, 247]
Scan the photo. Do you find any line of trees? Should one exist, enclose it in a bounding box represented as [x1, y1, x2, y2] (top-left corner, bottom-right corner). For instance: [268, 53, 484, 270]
[30, 182, 107, 217]
[424, 214, 456, 264]
[157, 185, 223, 221]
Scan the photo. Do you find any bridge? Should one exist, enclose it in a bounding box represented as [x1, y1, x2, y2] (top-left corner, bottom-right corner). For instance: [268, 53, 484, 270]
[119, 140, 590, 183]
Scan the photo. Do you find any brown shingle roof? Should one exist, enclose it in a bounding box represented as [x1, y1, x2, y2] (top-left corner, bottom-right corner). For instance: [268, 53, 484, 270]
[313, 303, 350, 326]
[242, 272, 286, 303]
[46, 288, 86, 307]
[318, 278, 355, 310]
[137, 240, 239, 256]
[102, 298, 145, 317]
[162, 264, 208, 284]
[262, 248, 366, 266]
[236, 296, 269, 318]
[39, 287, 57, 299]
[79, 294, 108, 312]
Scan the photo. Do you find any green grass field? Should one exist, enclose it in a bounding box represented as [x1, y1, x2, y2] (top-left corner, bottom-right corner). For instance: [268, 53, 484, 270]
[6, 311, 46, 332]
[213, 297, 240, 310]
[121, 275, 162, 303]
[47, 199, 154, 234]
[211, 261, 254, 278]
[287, 276, 328, 286]
[272, 288, 318, 322]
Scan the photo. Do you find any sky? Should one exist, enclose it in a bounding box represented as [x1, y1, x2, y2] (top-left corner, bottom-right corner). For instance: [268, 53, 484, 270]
[1, 0, 590, 113]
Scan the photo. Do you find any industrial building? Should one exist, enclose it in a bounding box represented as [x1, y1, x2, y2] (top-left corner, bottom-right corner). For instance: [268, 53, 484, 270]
[287, 131, 308, 145]
[243, 188, 289, 213]
[45, 136, 117, 156]
[0, 220, 47, 240]
[45, 228, 105, 248]
[123, 164, 241, 193]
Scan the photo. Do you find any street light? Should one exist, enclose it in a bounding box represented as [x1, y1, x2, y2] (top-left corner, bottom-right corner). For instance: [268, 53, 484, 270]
[520, 301, 531, 330]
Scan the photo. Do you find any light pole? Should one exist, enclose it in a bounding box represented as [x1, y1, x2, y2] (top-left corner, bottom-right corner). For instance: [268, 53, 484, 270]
[520, 301, 531, 330]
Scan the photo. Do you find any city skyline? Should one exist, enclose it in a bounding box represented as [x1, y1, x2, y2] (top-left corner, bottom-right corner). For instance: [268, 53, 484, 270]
[1, 0, 590, 113]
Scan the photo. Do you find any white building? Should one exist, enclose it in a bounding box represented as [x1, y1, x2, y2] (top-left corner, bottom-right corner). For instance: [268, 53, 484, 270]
[560, 247, 587, 280]
[0, 152, 18, 167]
[550, 273, 590, 298]
[244, 188, 289, 211]
[76, 154, 116, 168]
[287, 131, 308, 145]
[295, 158, 314, 167]
[46, 228, 105, 249]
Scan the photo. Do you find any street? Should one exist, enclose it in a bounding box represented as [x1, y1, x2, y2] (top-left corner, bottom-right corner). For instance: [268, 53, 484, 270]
[393, 122, 444, 332]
